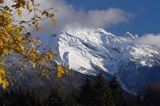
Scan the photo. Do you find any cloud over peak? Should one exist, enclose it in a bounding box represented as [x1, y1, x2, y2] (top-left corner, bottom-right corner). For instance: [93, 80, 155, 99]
[37, 0, 132, 34]
[87, 8, 132, 27]
[137, 34, 160, 48]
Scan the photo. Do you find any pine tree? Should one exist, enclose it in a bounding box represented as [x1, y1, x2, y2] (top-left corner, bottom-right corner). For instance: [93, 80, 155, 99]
[92, 73, 110, 106]
[46, 88, 64, 106]
[78, 77, 95, 105]
[142, 84, 160, 106]
[65, 90, 79, 106]
[78, 74, 112, 106]
[0, 86, 45, 106]
[109, 75, 123, 106]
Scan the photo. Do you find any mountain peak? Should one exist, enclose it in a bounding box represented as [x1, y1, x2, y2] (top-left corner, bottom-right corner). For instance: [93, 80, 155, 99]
[62, 24, 115, 38]
[56, 26, 160, 91]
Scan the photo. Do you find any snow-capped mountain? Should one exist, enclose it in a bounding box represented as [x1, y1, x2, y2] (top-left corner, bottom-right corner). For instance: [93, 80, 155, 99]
[54, 25, 160, 91]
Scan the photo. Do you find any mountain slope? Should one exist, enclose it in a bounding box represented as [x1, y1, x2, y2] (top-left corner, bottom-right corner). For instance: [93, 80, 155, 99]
[56, 25, 160, 91]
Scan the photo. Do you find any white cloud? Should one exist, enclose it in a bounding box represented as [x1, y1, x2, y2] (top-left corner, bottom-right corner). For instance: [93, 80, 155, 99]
[33, 0, 132, 35]
[136, 34, 160, 48]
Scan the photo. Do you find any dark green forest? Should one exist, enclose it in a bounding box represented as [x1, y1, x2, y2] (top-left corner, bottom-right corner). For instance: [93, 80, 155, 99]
[0, 73, 160, 106]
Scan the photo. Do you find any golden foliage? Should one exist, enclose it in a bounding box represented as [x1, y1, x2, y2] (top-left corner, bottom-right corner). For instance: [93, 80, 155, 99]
[0, 68, 9, 89]
[0, 0, 64, 89]
[57, 65, 65, 78]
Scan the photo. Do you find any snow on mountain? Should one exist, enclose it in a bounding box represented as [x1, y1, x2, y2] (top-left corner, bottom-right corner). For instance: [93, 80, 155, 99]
[50, 25, 160, 91]
[59, 25, 130, 74]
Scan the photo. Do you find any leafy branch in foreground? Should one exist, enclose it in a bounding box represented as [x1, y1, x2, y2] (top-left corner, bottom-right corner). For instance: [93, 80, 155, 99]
[0, 0, 64, 89]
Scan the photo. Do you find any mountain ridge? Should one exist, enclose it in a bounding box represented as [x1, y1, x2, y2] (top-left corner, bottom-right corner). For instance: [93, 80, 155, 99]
[53, 25, 160, 91]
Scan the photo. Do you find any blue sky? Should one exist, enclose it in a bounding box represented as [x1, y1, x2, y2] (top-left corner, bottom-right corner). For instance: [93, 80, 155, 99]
[30, 0, 160, 49]
[64, 0, 160, 35]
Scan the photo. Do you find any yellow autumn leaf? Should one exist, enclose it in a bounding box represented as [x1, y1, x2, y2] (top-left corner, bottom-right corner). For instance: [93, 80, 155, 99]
[3, 48, 9, 56]
[0, 39, 3, 46]
[31, 53, 36, 61]
[2, 37, 9, 43]
[16, 35, 22, 41]
[50, 17, 56, 26]
[0, 68, 5, 77]
[1, 78, 9, 89]
[0, 68, 9, 89]
[42, 68, 47, 73]
[26, 2, 30, 11]
[18, 8, 22, 17]
[53, 52, 57, 57]
[57, 73, 62, 78]
[57, 66, 64, 78]
[15, 44, 24, 52]
[46, 52, 52, 61]
[2, 11, 10, 19]
[31, 62, 36, 68]
[5, 23, 13, 31]
[0, 60, 4, 65]
[15, 27, 21, 36]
